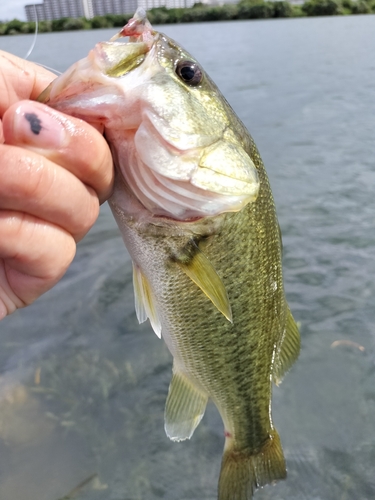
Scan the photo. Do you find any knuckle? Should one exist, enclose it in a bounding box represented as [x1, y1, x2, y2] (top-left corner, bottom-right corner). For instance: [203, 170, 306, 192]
[52, 242, 76, 279]
[72, 189, 100, 240]
[37, 232, 76, 283]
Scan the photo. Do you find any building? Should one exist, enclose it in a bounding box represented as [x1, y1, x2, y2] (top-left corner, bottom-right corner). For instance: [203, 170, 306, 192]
[91, 0, 138, 16]
[25, 0, 194, 22]
[82, 0, 94, 17]
[25, 0, 87, 20]
[25, 4, 45, 21]
[138, 0, 194, 8]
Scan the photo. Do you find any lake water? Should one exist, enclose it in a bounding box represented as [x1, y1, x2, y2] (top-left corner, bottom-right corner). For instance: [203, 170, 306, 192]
[1, 14, 375, 500]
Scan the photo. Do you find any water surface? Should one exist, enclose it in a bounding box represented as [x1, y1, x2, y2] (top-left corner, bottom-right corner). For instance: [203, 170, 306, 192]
[1, 15, 375, 500]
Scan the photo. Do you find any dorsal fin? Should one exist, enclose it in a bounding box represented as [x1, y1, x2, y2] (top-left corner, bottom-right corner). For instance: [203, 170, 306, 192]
[132, 262, 162, 338]
[273, 307, 300, 385]
[173, 241, 232, 322]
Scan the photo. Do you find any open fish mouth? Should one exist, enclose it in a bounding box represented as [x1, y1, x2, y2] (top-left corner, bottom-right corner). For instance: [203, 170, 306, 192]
[100, 8, 156, 78]
[38, 9, 155, 112]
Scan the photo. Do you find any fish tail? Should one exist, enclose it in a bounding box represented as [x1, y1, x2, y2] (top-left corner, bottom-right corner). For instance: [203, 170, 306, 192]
[218, 429, 286, 500]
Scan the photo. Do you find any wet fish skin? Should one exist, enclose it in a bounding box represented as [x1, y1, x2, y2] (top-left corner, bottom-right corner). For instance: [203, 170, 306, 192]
[39, 10, 300, 499]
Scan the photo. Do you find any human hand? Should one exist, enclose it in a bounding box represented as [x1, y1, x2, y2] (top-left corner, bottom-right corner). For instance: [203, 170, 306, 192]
[0, 50, 114, 320]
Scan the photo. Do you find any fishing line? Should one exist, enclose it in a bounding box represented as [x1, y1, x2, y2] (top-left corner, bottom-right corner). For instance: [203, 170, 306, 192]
[24, 4, 38, 60]
[24, 4, 62, 75]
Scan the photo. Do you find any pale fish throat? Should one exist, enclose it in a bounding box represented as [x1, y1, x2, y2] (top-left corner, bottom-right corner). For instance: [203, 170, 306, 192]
[116, 124, 260, 221]
[122, 150, 254, 221]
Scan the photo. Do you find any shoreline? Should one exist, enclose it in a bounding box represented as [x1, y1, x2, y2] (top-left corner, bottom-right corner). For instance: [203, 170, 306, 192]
[1, 1, 374, 36]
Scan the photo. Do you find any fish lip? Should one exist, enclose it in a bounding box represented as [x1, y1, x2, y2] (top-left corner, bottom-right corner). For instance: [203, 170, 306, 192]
[111, 7, 156, 45]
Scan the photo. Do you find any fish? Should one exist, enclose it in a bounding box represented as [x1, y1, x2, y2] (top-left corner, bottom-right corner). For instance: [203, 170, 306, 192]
[38, 8, 300, 499]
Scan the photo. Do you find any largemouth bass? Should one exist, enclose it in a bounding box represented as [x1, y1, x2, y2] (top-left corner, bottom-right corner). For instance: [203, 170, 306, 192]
[39, 9, 300, 499]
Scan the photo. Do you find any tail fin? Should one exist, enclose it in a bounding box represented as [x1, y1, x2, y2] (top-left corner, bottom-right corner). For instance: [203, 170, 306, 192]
[218, 429, 286, 500]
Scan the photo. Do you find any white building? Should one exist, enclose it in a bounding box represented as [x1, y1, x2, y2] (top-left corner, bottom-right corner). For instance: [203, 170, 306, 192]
[82, 0, 94, 17]
[25, 4, 45, 21]
[91, 0, 138, 16]
[25, 0, 194, 21]
[25, 0, 86, 21]
[138, 0, 194, 8]
[138, 0, 194, 10]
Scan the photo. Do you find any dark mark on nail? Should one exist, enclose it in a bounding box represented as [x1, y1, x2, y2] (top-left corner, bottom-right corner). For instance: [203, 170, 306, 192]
[25, 113, 42, 135]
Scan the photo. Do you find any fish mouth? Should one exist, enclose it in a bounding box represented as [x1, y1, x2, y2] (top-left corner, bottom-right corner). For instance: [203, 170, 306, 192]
[38, 38, 152, 109]
[38, 9, 156, 110]
[98, 7, 156, 78]
[110, 7, 155, 45]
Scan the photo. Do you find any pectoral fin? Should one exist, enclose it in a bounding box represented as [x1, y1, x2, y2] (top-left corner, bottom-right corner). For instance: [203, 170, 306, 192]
[132, 263, 162, 338]
[174, 243, 232, 322]
[273, 307, 300, 385]
[165, 365, 208, 442]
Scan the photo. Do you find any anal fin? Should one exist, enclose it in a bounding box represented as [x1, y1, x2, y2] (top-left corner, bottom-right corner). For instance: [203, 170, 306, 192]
[132, 263, 161, 338]
[165, 366, 208, 442]
[273, 307, 300, 385]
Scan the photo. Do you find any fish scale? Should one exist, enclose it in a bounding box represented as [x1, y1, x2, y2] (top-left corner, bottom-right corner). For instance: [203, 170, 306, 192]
[39, 8, 300, 499]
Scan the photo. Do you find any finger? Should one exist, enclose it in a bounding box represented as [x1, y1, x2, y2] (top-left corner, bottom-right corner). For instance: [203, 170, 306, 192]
[0, 211, 76, 317]
[3, 100, 114, 203]
[0, 50, 55, 116]
[0, 144, 99, 241]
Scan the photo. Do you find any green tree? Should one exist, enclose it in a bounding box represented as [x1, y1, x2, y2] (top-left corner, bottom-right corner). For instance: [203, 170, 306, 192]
[52, 17, 68, 31]
[90, 16, 112, 29]
[341, 0, 353, 13]
[38, 20, 52, 32]
[4, 18, 23, 34]
[238, 1, 274, 19]
[351, 0, 371, 12]
[62, 17, 87, 30]
[20, 21, 36, 33]
[273, 1, 293, 17]
[148, 7, 171, 24]
[107, 14, 130, 27]
[302, 0, 342, 15]
[219, 3, 239, 19]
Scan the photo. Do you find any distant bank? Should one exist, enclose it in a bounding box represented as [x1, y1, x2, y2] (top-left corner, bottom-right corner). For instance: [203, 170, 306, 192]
[1, 0, 374, 35]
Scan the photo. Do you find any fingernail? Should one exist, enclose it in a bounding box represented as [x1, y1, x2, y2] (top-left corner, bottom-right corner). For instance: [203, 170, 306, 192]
[13, 102, 66, 149]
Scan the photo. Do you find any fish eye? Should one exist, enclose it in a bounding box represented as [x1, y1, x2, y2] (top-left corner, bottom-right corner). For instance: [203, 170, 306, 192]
[175, 60, 203, 86]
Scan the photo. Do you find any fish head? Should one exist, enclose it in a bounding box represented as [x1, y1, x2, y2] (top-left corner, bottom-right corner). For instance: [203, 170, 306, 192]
[40, 8, 259, 221]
